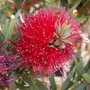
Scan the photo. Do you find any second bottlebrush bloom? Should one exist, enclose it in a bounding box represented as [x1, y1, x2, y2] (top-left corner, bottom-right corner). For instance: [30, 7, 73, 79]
[14, 8, 81, 75]
[0, 54, 16, 87]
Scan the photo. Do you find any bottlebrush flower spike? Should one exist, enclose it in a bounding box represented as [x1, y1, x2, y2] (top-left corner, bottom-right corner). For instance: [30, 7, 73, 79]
[0, 54, 16, 87]
[0, 73, 8, 88]
[18, 9, 58, 44]
[14, 8, 81, 76]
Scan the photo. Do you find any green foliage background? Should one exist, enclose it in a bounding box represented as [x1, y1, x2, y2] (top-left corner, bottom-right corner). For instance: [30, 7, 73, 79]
[0, 0, 90, 90]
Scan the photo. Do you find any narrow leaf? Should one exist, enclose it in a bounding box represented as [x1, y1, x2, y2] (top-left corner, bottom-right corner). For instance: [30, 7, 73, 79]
[73, 82, 86, 90]
[83, 73, 90, 84]
[49, 75, 57, 90]
[0, 31, 4, 44]
[62, 66, 76, 90]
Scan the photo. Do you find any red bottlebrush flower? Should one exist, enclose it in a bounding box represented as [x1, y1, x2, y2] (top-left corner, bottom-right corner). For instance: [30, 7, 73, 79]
[14, 8, 81, 75]
[18, 9, 58, 44]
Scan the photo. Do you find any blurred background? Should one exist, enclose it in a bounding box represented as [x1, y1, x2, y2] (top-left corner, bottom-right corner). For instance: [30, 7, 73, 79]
[0, 0, 90, 90]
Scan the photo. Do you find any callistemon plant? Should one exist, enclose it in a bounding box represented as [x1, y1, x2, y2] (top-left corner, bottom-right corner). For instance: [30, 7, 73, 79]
[14, 8, 81, 76]
[0, 54, 16, 87]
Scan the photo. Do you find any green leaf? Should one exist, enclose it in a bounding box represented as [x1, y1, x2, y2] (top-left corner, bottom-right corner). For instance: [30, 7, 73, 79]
[69, 0, 82, 12]
[84, 59, 90, 72]
[15, 80, 48, 90]
[63, 81, 74, 90]
[78, 0, 90, 15]
[14, 0, 22, 9]
[24, 75, 48, 90]
[45, 0, 57, 6]
[62, 66, 76, 90]
[73, 82, 87, 90]
[75, 59, 85, 77]
[49, 75, 57, 90]
[0, 4, 9, 10]
[61, 0, 68, 7]
[45, 0, 57, 4]
[15, 82, 31, 90]
[3, 19, 15, 39]
[14, 71, 48, 90]
[83, 73, 90, 84]
[2, 11, 20, 39]
[36, 80, 48, 90]
[41, 0, 45, 2]
[0, 31, 4, 44]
